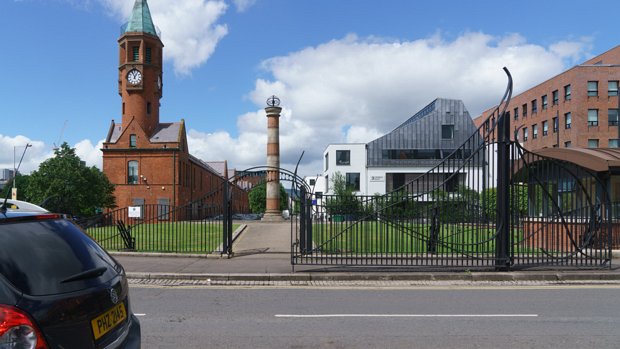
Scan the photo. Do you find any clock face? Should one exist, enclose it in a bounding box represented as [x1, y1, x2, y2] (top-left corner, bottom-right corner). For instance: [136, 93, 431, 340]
[127, 69, 142, 85]
[157, 76, 162, 89]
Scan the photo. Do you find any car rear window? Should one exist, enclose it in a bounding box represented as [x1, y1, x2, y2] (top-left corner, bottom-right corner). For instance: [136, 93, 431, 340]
[0, 217, 121, 296]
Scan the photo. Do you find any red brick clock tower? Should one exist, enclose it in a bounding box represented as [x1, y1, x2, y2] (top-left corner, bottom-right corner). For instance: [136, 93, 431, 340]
[118, 0, 163, 136]
[102, 0, 183, 212]
[102, 0, 250, 217]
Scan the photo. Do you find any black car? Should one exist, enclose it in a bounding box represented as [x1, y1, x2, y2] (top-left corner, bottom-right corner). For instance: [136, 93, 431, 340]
[0, 201, 140, 348]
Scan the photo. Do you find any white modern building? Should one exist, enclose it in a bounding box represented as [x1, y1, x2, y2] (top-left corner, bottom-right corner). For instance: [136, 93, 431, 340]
[321, 98, 486, 196]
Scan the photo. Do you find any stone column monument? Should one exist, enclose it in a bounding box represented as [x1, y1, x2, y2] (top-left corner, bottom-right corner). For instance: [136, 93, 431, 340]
[262, 95, 284, 221]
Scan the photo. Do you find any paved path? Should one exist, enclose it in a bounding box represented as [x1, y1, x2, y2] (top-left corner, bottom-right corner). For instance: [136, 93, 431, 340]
[233, 221, 291, 255]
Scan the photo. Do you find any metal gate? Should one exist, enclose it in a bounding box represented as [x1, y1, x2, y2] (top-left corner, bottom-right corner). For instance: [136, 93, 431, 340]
[292, 68, 613, 270]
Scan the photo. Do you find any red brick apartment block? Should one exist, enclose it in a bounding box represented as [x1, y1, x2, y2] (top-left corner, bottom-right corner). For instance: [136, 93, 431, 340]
[474, 45, 620, 150]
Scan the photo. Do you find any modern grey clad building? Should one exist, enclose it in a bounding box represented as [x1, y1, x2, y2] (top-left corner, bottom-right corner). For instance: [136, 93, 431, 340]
[321, 98, 483, 195]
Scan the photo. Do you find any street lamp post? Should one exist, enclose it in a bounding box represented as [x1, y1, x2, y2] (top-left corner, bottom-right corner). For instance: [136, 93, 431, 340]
[12, 144, 32, 200]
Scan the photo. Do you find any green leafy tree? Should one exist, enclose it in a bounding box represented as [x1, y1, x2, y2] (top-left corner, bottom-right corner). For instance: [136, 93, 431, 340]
[248, 182, 288, 214]
[430, 185, 481, 223]
[24, 143, 116, 216]
[325, 172, 361, 217]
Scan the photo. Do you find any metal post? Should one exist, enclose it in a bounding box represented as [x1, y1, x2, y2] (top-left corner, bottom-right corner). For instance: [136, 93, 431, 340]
[12, 146, 15, 190]
[299, 185, 307, 253]
[495, 109, 511, 270]
[222, 180, 231, 257]
[305, 193, 313, 254]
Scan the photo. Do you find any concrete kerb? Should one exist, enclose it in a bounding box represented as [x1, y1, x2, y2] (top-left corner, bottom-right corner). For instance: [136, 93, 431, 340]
[126, 271, 620, 283]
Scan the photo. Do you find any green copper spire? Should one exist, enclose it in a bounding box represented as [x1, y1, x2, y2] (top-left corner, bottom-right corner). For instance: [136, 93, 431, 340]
[122, 0, 158, 37]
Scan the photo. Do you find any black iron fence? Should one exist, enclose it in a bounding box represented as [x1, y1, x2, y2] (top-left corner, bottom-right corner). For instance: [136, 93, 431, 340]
[79, 183, 249, 254]
[293, 68, 613, 270]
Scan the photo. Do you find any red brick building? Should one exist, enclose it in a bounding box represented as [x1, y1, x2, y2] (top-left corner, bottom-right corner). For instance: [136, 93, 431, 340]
[475, 45, 620, 150]
[102, 0, 247, 212]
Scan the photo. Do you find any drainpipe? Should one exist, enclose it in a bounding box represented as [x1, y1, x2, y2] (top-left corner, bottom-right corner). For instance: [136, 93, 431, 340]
[173, 150, 176, 207]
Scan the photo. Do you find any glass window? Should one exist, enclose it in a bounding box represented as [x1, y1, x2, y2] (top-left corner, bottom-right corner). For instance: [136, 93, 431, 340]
[324, 153, 329, 171]
[564, 141, 571, 148]
[522, 103, 528, 116]
[587, 81, 598, 96]
[564, 84, 571, 100]
[531, 99, 538, 113]
[553, 117, 558, 132]
[147, 102, 151, 115]
[609, 81, 619, 96]
[325, 175, 329, 192]
[541, 95, 548, 110]
[523, 127, 528, 141]
[565, 112, 572, 129]
[542, 121, 548, 136]
[514, 107, 518, 120]
[532, 124, 538, 139]
[552, 90, 559, 105]
[588, 139, 599, 148]
[609, 109, 619, 126]
[588, 109, 599, 126]
[128, 160, 139, 184]
[336, 150, 350, 165]
[346, 173, 360, 191]
[0, 218, 120, 295]
[146, 47, 152, 64]
[309, 179, 316, 186]
[129, 134, 137, 148]
[132, 46, 139, 61]
[609, 139, 620, 148]
[441, 125, 454, 139]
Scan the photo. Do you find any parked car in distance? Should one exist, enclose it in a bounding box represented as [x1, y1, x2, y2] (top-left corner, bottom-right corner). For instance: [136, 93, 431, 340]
[0, 200, 141, 348]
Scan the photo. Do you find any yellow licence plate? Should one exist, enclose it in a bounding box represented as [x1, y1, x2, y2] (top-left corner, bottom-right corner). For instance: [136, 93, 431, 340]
[91, 303, 127, 340]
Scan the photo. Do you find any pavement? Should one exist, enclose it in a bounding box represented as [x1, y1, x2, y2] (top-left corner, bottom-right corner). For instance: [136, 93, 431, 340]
[112, 221, 620, 284]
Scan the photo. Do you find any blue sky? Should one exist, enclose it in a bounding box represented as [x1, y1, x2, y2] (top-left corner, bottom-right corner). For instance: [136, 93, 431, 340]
[1, 0, 618, 176]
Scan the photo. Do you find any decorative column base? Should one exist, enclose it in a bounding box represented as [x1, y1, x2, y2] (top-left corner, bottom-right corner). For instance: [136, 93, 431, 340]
[262, 210, 285, 222]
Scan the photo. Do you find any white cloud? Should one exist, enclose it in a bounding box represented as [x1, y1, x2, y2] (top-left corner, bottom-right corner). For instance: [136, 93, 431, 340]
[0, 135, 105, 177]
[74, 139, 105, 169]
[232, 0, 256, 12]
[345, 126, 383, 144]
[99, 0, 228, 75]
[188, 32, 591, 176]
[0, 135, 49, 175]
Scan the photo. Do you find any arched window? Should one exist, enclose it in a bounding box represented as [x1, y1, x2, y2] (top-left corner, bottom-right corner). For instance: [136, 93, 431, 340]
[128, 161, 139, 184]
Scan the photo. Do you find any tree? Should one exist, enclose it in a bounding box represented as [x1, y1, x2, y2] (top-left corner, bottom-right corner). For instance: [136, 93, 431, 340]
[248, 182, 289, 214]
[325, 172, 361, 217]
[24, 143, 116, 216]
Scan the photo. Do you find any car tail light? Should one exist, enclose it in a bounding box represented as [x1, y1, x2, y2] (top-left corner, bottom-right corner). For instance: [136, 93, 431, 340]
[0, 305, 48, 349]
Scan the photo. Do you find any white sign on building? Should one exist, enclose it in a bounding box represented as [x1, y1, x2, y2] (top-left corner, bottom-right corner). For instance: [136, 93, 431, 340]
[128, 206, 142, 218]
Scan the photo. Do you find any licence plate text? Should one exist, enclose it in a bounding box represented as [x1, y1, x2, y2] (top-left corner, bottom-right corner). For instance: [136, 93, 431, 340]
[91, 303, 127, 340]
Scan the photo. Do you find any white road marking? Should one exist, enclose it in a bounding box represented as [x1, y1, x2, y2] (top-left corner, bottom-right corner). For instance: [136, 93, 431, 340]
[134, 313, 147, 317]
[275, 314, 538, 318]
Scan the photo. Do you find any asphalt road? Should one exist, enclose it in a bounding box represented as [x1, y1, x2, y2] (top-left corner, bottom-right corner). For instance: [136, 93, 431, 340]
[130, 284, 620, 348]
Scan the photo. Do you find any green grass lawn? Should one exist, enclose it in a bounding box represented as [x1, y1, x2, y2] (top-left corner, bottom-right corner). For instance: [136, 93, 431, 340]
[311, 221, 522, 255]
[88, 221, 238, 253]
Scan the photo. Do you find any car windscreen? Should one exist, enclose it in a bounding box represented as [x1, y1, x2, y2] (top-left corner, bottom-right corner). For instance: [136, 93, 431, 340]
[0, 218, 121, 296]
